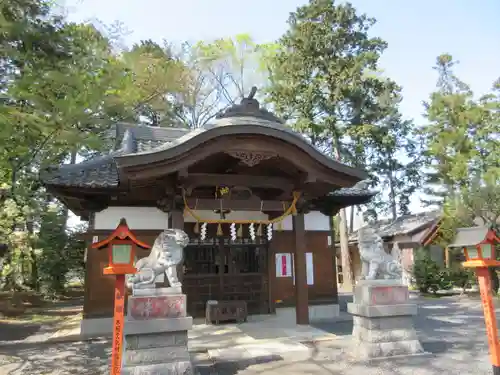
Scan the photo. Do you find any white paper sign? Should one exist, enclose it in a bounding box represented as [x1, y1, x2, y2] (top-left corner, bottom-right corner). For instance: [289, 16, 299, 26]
[292, 252, 314, 285]
[306, 252, 314, 285]
[275, 253, 292, 277]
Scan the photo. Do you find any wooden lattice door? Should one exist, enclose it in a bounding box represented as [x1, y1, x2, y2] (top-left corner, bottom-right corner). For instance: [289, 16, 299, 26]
[222, 238, 269, 314]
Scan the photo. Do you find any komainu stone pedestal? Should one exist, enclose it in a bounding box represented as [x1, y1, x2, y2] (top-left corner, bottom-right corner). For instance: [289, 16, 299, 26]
[122, 288, 194, 375]
[347, 280, 424, 360]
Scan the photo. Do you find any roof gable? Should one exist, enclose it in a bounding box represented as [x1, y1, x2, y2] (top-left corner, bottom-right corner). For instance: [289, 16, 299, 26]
[349, 210, 441, 241]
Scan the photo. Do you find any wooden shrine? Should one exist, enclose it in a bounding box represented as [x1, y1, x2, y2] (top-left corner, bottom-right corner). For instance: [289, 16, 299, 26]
[40, 88, 376, 325]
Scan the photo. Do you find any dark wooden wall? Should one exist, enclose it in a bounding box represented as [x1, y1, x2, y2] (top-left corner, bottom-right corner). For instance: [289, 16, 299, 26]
[268, 231, 338, 309]
[83, 228, 338, 319]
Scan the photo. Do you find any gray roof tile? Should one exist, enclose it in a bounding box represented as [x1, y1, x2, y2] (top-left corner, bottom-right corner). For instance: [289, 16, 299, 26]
[448, 226, 490, 247]
[40, 152, 121, 188]
[41, 123, 189, 188]
[349, 210, 441, 240]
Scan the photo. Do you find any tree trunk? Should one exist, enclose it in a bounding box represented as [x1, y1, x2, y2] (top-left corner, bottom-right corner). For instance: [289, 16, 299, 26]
[388, 172, 397, 221]
[62, 150, 77, 224]
[338, 208, 354, 291]
[349, 206, 355, 233]
[332, 139, 354, 292]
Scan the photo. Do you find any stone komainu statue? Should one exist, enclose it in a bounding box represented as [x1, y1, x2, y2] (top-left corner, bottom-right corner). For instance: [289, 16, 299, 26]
[358, 225, 402, 280]
[126, 228, 189, 290]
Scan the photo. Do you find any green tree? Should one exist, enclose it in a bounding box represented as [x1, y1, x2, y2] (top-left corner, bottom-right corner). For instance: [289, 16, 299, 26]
[411, 248, 451, 294]
[174, 34, 271, 128]
[266, 0, 395, 288]
[420, 54, 479, 206]
[364, 89, 422, 220]
[0, 1, 140, 290]
[121, 39, 190, 127]
[420, 55, 500, 293]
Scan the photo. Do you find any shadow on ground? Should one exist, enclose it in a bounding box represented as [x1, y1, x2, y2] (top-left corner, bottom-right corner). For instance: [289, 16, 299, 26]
[0, 340, 109, 375]
[209, 355, 284, 375]
[0, 322, 41, 342]
[0, 295, 495, 374]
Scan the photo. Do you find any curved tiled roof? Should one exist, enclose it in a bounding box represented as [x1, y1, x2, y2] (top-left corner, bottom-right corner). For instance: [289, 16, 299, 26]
[40, 124, 190, 188]
[39, 152, 122, 188]
[40, 89, 368, 188]
[115, 115, 366, 180]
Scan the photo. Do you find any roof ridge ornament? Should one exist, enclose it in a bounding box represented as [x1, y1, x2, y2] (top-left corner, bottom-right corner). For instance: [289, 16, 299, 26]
[215, 86, 284, 124]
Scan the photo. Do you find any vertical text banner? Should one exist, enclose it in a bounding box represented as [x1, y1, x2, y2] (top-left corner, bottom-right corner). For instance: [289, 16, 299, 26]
[275, 253, 292, 277]
[111, 274, 126, 375]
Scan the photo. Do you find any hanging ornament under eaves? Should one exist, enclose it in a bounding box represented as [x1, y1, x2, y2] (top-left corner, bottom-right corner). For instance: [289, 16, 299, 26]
[249, 223, 255, 241]
[200, 222, 207, 240]
[267, 223, 273, 241]
[230, 223, 236, 241]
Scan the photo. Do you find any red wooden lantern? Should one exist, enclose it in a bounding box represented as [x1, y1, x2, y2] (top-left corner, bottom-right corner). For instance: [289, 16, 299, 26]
[448, 226, 500, 268]
[92, 218, 151, 275]
[449, 225, 500, 374]
[92, 218, 151, 375]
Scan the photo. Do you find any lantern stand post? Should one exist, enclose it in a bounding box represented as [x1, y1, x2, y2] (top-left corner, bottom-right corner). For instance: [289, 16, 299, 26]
[474, 266, 500, 375]
[457, 226, 500, 375]
[92, 218, 151, 375]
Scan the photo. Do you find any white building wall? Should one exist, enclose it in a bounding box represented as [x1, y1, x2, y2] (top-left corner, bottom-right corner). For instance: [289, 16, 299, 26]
[94, 207, 169, 230]
[94, 207, 332, 232]
[278, 211, 331, 231]
[184, 209, 331, 231]
[184, 210, 268, 223]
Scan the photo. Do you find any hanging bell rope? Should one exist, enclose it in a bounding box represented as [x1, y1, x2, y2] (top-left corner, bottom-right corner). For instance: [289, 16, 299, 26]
[277, 202, 286, 231]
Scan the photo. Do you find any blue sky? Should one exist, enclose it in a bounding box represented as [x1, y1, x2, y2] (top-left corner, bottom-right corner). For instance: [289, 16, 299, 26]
[65, 0, 500, 125]
[63, 0, 500, 216]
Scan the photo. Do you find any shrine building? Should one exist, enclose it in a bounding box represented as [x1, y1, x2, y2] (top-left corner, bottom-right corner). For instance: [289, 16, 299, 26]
[40, 91, 375, 335]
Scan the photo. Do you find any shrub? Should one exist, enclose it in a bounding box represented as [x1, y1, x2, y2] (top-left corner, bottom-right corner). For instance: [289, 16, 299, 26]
[447, 266, 475, 294]
[411, 249, 451, 294]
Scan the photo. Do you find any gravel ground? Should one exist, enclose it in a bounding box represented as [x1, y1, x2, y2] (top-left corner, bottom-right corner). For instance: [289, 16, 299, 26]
[0, 295, 494, 375]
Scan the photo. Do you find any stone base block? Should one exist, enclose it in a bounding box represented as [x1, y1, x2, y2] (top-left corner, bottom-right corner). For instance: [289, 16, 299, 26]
[352, 317, 418, 343]
[128, 293, 186, 320]
[275, 304, 340, 322]
[121, 360, 193, 375]
[348, 282, 425, 360]
[123, 329, 194, 374]
[354, 279, 410, 305]
[347, 303, 417, 317]
[125, 316, 192, 335]
[351, 339, 425, 360]
[132, 287, 182, 296]
[125, 331, 188, 350]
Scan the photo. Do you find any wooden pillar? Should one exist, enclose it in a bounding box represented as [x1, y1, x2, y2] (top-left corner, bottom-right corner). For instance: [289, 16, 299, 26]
[83, 212, 95, 319]
[293, 213, 309, 325]
[170, 210, 185, 285]
[170, 210, 184, 229]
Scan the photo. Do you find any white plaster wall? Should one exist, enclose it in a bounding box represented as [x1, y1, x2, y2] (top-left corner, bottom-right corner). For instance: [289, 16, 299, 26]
[186, 210, 330, 231]
[278, 211, 331, 231]
[94, 207, 169, 230]
[94, 207, 331, 232]
[184, 210, 268, 223]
